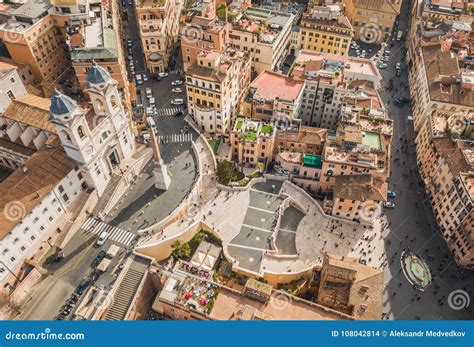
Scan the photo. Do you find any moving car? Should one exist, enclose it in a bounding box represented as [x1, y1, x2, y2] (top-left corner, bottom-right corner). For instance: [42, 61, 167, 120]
[143, 74, 148, 82]
[96, 231, 108, 246]
[378, 63, 388, 69]
[158, 72, 168, 78]
[171, 79, 183, 86]
[149, 97, 156, 106]
[393, 98, 404, 107]
[172, 87, 183, 93]
[174, 110, 184, 117]
[171, 98, 184, 105]
[384, 201, 395, 208]
[396, 62, 401, 69]
[387, 190, 397, 198]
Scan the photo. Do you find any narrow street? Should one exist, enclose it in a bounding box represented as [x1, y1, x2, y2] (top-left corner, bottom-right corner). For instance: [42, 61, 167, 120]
[375, 0, 474, 320]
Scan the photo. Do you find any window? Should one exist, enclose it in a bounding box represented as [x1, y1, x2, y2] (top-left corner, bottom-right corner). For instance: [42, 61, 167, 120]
[10, 77, 15, 83]
[77, 126, 85, 139]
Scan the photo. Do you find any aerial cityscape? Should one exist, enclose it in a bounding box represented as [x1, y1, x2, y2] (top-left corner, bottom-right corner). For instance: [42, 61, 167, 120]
[0, 0, 472, 322]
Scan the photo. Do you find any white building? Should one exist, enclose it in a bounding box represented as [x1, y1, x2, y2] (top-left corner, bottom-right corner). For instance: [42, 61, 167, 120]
[292, 50, 382, 130]
[0, 63, 28, 113]
[50, 62, 135, 197]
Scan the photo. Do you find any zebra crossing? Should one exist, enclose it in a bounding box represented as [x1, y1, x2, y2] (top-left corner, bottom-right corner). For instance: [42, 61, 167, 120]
[155, 107, 182, 117]
[81, 218, 136, 247]
[157, 133, 193, 144]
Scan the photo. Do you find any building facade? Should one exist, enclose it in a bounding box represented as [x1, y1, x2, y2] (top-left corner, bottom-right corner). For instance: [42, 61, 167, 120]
[186, 49, 251, 134]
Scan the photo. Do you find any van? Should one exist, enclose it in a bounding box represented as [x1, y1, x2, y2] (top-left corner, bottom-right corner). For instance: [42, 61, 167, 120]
[145, 87, 152, 99]
[135, 74, 143, 85]
[96, 231, 109, 246]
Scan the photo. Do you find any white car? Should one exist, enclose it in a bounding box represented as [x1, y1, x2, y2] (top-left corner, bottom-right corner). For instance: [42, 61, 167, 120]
[127, 40, 132, 47]
[171, 80, 183, 86]
[381, 57, 389, 62]
[171, 98, 184, 105]
[158, 72, 168, 78]
[172, 87, 183, 93]
[384, 201, 395, 208]
[128, 55, 133, 61]
[149, 97, 156, 106]
[145, 87, 152, 99]
[135, 74, 143, 85]
[378, 63, 388, 69]
[96, 231, 109, 246]
[396, 62, 401, 69]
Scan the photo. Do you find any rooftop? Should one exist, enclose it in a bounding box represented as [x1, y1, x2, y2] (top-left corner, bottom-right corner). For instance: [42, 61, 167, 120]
[250, 71, 304, 102]
[3, 94, 56, 133]
[233, 118, 275, 142]
[11, 0, 50, 19]
[0, 146, 77, 240]
[333, 174, 387, 202]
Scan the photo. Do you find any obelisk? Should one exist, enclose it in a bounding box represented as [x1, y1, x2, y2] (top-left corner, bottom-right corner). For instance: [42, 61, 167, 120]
[148, 124, 171, 190]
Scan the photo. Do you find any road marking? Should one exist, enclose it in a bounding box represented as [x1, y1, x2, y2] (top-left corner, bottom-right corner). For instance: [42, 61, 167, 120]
[157, 133, 192, 144]
[81, 218, 136, 247]
[155, 107, 181, 117]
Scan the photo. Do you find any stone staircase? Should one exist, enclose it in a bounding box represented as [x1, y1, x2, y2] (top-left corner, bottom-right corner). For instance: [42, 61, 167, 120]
[103, 256, 150, 320]
[93, 174, 121, 215]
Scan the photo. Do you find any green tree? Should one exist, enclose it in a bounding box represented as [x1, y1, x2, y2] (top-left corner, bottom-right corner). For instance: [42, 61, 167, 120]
[171, 240, 191, 260]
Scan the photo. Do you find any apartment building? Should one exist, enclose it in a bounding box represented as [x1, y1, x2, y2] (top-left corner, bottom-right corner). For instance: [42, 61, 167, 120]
[292, 50, 382, 130]
[408, 43, 473, 133]
[67, 0, 131, 108]
[299, 7, 353, 56]
[180, 0, 230, 71]
[0, 0, 71, 88]
[342, 0, 401, 44]
[137, 0, 183, 74]
[323, 173, 387, 223]
[0, 63, 28, 113]
[228, 7, 294, 74]
[415, 109, 474, 269]
[229, 117, 275, 168]
[242, 71, 304, 123]
[186, 49, 251, 134]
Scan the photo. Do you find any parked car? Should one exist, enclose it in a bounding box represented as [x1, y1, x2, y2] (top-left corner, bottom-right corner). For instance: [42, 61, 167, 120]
[143, 74, 148, 82]
[174, 110, 184, 117]
[127, 39, 132, 47]
[149, 97, 156, 106]
[127, 55, 133, 61]
[96, 231, 108, 246]
[93, 250, 107, 267]
[396, 62, 401, 69]
[393, 98, 404, 107]
[172, 87, 183, 93]
[75, 278, 91, 295]
[171, 80, 183, 86]
[387, 190, 397, 198]
[378, 63, 388, 69]
[171, 98, 184, 105]
[384, 201, 395, 208]
[158, 72, 168, 78]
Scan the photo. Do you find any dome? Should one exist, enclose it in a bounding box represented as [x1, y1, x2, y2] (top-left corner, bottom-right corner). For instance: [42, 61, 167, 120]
[87, 61, 112, 84]
[50, 90, 77, 115]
